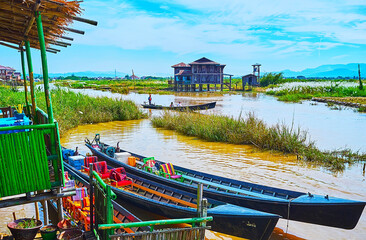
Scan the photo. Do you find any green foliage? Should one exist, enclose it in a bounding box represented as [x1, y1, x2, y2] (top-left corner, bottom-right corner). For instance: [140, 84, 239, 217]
[267, 84, 366, 102]
[15, 217, 38, 229]
[259, 72, 284, 87]
[152, 112, 365, 171]
[0, 87, 147, 135]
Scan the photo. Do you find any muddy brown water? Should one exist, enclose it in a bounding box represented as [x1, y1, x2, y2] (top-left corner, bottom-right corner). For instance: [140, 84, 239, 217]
[3, 88, 365, 239]
[60, 119, 366, 240]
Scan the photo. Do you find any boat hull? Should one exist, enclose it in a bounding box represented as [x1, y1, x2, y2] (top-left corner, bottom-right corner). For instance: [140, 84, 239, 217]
[64, 162, 279, 240]
[87, 143, 366, 229]
[141, 102, 216, 111]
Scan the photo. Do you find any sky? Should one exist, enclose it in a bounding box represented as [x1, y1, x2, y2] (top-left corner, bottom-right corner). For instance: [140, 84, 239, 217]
[1, 0, 366, 76]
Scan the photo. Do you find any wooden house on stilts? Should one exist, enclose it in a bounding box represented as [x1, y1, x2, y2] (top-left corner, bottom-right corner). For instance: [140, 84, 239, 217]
[172, 57, 233, 91]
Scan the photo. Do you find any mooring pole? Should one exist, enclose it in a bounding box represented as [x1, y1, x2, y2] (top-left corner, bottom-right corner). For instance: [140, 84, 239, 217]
[89, 163, 94, 232]
[20, 49, 30, 115]
[35, 11, 54, 123]
[197, 183, 203, 217]
[24, 40, 37, 122]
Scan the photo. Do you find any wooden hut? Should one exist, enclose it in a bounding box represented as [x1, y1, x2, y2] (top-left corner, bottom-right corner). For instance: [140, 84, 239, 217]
[172, 57, 230, 91]
[0, 0, 97, 225]
[242, 74, 259, 89]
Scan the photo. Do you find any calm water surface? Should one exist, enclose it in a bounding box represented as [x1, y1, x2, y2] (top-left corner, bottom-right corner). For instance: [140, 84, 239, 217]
[68, 89, 366, 152]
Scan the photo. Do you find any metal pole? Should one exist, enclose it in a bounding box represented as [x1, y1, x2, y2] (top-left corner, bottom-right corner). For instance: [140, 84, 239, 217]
[89, 163, 94, 232]
[55, 188, 63, 221]
[20, 49, 30, 115]
[35, 11, 54, 124]
[197, 183, 203, 217]
[41, 200, 49, 225]
[24, 40, 37, 122]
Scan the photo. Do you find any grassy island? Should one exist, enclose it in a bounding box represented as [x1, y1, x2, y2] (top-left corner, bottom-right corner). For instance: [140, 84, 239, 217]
[0, 86, 147, 135]
[152, 111, 365, 171]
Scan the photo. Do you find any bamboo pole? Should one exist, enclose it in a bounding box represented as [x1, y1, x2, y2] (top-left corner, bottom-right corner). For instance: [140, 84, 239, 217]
[35, 11, 54, 124]
[24, 40, 37, 123]
[20, 48, 31, 115]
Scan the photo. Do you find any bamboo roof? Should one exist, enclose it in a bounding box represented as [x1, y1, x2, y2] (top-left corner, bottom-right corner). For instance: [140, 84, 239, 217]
[0, 0, 97, 53]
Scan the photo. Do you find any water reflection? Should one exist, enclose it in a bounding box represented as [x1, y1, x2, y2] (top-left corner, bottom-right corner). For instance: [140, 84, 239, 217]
[61, 119, 366, 240]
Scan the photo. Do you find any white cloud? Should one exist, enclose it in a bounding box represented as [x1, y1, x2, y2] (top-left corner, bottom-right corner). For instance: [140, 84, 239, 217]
[75, 0, 366, 60]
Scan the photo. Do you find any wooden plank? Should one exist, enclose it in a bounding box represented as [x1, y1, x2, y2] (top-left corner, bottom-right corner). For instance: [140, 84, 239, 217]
[133, 184, 197, 208]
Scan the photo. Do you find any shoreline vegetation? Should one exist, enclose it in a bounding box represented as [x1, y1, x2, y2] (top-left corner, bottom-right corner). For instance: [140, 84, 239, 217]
[55, 76, 366, 111]
[0, 86, 147, 135]
[151, 111, 366, 171]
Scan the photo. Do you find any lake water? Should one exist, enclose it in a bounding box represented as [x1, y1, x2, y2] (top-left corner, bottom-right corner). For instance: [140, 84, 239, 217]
[59, 88, 366, 240]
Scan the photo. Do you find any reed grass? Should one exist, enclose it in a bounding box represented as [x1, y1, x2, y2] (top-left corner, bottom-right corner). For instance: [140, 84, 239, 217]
[152, 111, 365, 171]
[0, 87, 147, 135]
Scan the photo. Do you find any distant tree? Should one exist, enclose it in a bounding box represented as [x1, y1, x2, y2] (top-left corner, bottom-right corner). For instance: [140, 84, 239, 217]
[358, 64, 363, 90]
[259, 72, 284, 87]
[124, 74, 130, 79]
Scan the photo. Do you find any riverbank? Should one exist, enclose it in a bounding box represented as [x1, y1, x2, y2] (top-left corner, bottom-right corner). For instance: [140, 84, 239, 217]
[0, 87, 147, 135]
[151, 111, 366, 171]
[265, 81, 366, 111]
[55, 79, 244, 95]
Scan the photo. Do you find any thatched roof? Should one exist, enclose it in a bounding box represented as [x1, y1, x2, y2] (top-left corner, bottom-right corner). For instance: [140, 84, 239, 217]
[0, 0, 97, 53]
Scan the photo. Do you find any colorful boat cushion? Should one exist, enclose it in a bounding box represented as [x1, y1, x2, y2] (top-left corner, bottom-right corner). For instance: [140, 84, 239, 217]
[110, 168, 132, 187]
[93, 161, 109, 179]
[64, 180, 75, 189]
[73, 187, 88, 201]
[84, 156, 98, 167]
[160, 163, 182, 179]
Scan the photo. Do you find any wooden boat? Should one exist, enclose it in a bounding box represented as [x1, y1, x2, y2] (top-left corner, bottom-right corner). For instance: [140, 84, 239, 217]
[63, 152, 280, 240]
[85, 141, 366, 230]
[63, 165, 150, 234]
[141, 101, 216, 111]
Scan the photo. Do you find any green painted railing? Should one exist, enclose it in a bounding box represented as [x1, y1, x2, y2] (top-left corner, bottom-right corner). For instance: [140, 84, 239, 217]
[0, 129, 51, 197]
[0, 107, 64, 198]
[98, 217, 213, 230]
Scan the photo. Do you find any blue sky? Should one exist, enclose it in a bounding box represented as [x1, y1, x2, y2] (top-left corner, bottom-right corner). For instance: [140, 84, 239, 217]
[1, 0, 366, 76]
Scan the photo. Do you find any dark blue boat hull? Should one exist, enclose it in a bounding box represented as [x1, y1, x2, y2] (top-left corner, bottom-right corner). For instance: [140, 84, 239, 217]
[64, 162, 279, 240]
[86, 143, 366, 229]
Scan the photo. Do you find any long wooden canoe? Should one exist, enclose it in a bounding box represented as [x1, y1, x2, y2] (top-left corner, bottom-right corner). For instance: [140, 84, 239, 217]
[141, 101, 216, 111]
[63, 153, 280, 240]
[86, 141, 366, 230]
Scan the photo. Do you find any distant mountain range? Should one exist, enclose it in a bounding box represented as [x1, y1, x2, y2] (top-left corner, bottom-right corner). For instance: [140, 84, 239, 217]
[42, 71, 128, 78]
[40, 63, 365, 79]
[280, 63, 365, 78]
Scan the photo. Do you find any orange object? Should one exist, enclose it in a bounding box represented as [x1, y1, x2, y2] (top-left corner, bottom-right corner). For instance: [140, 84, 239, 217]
[128, 156, 136, 167]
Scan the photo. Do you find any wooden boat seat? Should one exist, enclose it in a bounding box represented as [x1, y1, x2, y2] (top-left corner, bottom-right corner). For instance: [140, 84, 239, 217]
[84, 156, 98, 170]
[143, 157, 157, 173]
[160, 163, 182, 180]
[93, 161, 110, 179]
[110, 167, 132, 187]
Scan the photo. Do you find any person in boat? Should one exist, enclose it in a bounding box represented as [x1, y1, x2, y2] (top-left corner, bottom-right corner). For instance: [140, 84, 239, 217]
[170, 102, 174, 108]
[177, 102, 182, 107]
[148, 94, 152, 105]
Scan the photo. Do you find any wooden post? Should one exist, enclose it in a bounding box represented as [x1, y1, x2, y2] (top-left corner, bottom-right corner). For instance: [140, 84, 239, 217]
[229, 76, 232, 91]
[215, 84, 216, 91]
[207, 84, 210, 91]
[20, 49, 30, 114]
[56, 188, 63, 221]
[41, 200, 49, 225]
[24, 40, 37, 122]
[199, 84, 203, 91]
[89, 163, 94, 232]
[34, 202, 40, 220]
[36, 11, 54, 124]
[197, 183, 203, 217]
